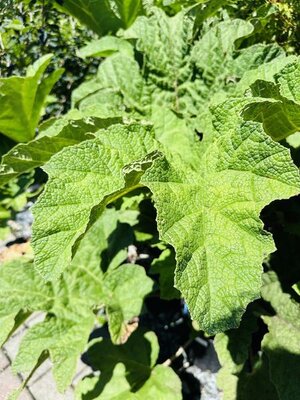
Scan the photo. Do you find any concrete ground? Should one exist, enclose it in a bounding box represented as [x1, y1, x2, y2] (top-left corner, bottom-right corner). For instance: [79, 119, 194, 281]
[0, 313, 91, 400]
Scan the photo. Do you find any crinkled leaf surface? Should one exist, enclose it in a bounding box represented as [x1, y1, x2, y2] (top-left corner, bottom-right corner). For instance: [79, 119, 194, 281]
[243, 61, 300, 141]
[150, 106, 202, 169]
[142, 116, 300, 333]
[261, 272, 300, 400]
[32, 124, 159, 280]
[0, 54, 63, 142]
[74, 8, 287, 138]
[33, 101, 300, 334]
[75, 330, 181, 400]
[233, 54, 297, 96]
[0, 117, 120, 187]
[191, 19, 253, 83]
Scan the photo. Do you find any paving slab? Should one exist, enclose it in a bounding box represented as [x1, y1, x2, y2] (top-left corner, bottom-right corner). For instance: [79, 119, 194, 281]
[0, 351, 9, 372]
[29, 370, 74, 400]
[0, 367, 33, 400]
[3, 327, 27, 361]
[29, 359, 52, 385]
[71, 359, 92, 387]
[24, 313, 46, 329]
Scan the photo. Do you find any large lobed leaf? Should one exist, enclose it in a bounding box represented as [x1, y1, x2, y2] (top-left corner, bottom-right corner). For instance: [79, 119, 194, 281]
[32, 106, 300, 334]
[32, 124, 159, 280]
[143, 116, 300, 333]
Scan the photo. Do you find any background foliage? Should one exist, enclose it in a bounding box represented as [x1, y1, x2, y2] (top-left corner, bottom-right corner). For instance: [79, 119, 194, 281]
[0, 0, 98, 116]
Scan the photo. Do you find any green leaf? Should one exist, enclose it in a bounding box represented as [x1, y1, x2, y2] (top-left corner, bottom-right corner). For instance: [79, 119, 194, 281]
[150, 248, 180, 300]
[115, 0, 142, 28]
[0, 258, 53, 319]
[76, 363, 180, 400]
[234, 55, 297, 96]
[151, 106, 202, 169]
[56, 0, 143, 36]
[261, 272, 300, 400]
[214, 312, 258, 399]
[77, 37, 134, 59]
[33, 102, 300, 334]
[242, 61, 300, 141]
[227, 44, 285, 81]
[97, 53, 145, 113]
[75, 9, 288, 142]
[243, 92, 300, 141]
[124, 8, 193, 88]
[191, 19, 253, 83]
[0, 54, 63, 142]
[142, 115, 300, 333]
[32, 124, 159, 280]
[75, 330, 182, 400]
[0, 117, 120, 187]
[0, 257, 93, 393]
[0, 314, 17, 347]
[1, 208, 152, 392]
[275, 61, 300, 102]
[73, 86, 125, 119]
[104, 264, 153, 344]
[13, 314, 94, 393]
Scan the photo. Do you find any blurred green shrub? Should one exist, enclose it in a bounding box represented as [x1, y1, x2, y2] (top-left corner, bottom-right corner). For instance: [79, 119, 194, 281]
[0, 0, 99, 116]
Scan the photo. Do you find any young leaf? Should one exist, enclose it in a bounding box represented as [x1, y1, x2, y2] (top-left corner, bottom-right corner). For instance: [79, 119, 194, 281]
[0, 55, 63, 142]
[75, 8, 289, 141]
[191, 19, 253, 83]
[97, 53, 145, 113]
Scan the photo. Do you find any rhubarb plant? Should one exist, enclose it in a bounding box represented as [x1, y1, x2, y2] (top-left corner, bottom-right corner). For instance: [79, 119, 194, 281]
[1, 3, 300, 400]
